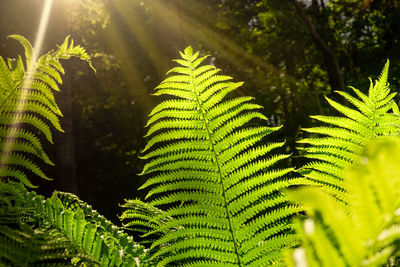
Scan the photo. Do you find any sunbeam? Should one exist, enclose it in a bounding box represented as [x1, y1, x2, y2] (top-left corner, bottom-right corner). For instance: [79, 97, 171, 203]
[152, 0, 286, 77]
[101, 18, 155, 113]
[1, 0, 54, 167]
[113, 0, 169, 77]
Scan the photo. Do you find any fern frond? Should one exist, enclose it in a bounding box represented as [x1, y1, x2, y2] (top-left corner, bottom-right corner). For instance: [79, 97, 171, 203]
[0, 35, 152, 267]
[0, 34, 94, 190]
[7, 35, 34, 68]
[0, 58, 15, 96]
[133, 46, 301, 266]
[25, 191, 148, 266]
[287, 138, 400, 267]
[299, 61, 400, 200]
[0, 222, 98, 266]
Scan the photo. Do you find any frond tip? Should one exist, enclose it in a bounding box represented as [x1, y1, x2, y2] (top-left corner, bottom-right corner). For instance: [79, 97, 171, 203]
[132, 46, 302, 265]
[299, 61, 399, 201]
[0, 34, 95, 189]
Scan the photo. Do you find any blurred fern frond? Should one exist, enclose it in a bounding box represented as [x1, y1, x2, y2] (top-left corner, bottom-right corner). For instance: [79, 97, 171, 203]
[287, 138, 400, 267]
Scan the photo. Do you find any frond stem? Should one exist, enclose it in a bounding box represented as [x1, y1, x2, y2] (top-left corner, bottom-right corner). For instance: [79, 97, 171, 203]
[188, 61, 242, 266]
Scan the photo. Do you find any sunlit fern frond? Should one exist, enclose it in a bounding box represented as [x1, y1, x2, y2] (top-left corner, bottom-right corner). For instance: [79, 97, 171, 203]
[56, 191, 154, 265]
[298, 61, 400, 201]
[0, 34, 94, 188]
[286, 138, 400, 267]
[27, 191, 147, 266]
[134, 46, 302, 266]
[0, 35, 150, 267]
[0, 222, 97, 266]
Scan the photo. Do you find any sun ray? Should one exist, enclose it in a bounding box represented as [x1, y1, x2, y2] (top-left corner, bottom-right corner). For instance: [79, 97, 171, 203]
[101, 12, 154, 113]
[152, 0, 286, 77]
[113, 0, 169, 78]
[1, 0, 54, 167]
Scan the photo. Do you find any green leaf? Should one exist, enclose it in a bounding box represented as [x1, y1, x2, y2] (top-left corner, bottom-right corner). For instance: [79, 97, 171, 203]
[130, 47, 300, 266]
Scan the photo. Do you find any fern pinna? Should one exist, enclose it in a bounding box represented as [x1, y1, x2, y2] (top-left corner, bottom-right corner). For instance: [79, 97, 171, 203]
[136, 46, 301, 266]
[120, 199, 174, 244]
[298, 61, 400, 201]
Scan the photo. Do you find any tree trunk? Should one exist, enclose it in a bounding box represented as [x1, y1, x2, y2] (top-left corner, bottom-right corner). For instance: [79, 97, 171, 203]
[290, 0, 345, 91]
[54, 61, 78, 194]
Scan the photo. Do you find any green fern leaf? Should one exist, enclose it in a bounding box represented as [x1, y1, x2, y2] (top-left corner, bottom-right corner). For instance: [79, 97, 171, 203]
[0, 58, 15, 96]
[135, 46, 302, 266]
[299, 61, 400, 200]
[26, 191, 148, 266]
[0, 35, 153, 267]
[0, 34, 94, 189]
[7, 35, 34, 68]
[0, 222, 97, 266]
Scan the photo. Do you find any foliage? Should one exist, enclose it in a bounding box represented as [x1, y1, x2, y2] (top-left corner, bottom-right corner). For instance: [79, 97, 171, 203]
[31, 191, 146, 266]
[0, 222, 96, 266]
[1, 190, 149, 266]
[286, 138, 400, 267]
[4, 0, 400, 222]
[299, 61, 400, 201]
[210, 0, 400, 165]
[2, 32, 400, 267]
[131, 46, 303, 266]
[120, 198, 173, 264]
[120, 198, 172, 243]
[324, 0, 400, 84]
[0, 34, 93, 190]
[0, 35, 148, 266]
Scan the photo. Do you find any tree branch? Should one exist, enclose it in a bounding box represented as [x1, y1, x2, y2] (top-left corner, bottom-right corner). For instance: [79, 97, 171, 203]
[291, 0, 332, 57]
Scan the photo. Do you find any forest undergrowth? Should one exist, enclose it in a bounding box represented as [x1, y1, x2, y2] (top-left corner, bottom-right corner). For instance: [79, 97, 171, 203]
[1, 35, 400, 266]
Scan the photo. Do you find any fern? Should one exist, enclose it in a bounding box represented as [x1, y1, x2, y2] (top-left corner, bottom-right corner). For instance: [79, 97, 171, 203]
[120, 199, 176, 265]
[1, 190, 149, 266]
[28, 191, 147, 266]
[298, 61, 400, 201]
[0, 35, 149, 267]
[286, 138, 400, 267]
[0, 222, 97, 266]
[120, 199, 173, 243]
[0, 34, 94, 189]
[132, 46, 302, 266]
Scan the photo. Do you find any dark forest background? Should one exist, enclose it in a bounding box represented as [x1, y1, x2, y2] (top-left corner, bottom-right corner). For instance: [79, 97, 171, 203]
[1, 0, 399, 222]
